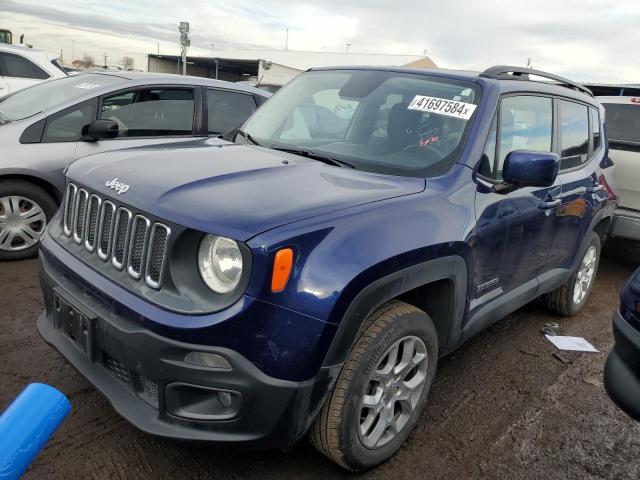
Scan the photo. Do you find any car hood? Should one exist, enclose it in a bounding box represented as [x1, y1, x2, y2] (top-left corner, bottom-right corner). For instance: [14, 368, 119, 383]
[66, 138, 426, 241]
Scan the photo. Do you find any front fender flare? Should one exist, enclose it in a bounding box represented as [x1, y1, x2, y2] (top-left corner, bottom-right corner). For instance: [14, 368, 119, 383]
[322, 255, 468, 367]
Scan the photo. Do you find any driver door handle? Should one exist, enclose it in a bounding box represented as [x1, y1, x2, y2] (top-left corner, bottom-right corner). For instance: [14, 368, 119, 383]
[538, 199, 561, 210]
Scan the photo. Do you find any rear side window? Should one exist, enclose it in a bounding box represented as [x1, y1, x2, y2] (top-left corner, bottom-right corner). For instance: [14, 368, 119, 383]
[207, 89, 257, 134]
[0, 52, 49, 80]
[496, 95, 553, 178]
[603, 103, 640, 145]
[559, 100, 589, 169]
[100, 88, 195, 137]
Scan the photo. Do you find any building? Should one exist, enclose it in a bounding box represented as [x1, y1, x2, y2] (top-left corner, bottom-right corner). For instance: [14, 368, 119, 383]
[582, 83, 640, 97]
[147, 49, 437, 88]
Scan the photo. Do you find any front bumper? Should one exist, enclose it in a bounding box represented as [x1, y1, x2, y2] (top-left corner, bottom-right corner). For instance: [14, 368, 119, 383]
[610, 208, 640, 241]
[36, 243, 338, 449]
[604, 310, 640, 421]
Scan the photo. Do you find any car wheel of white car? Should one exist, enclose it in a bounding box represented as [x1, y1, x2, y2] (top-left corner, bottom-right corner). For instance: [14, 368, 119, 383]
[0, 180, 57, 261]
[542, 231, 601, 316]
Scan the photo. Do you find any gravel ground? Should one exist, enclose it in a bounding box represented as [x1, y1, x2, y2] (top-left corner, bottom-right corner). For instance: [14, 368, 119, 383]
[1, 244, 639, 479]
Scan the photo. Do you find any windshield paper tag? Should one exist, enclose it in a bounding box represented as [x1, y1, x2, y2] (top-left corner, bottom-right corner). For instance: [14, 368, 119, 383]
[408, 95, 477, 120]
[73, 83, 100, 90]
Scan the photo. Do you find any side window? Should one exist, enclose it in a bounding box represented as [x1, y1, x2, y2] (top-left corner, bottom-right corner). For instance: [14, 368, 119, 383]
[591, 108, 602, 152]
[100, 88, 194, 137]
[559, 100, 589, 170]
[0, 52, 49, 80]
[43, 101, 97, 143]
[207, 89, 257, 134]
[479, 114, 497, 177]
[496, 96, 553, 178]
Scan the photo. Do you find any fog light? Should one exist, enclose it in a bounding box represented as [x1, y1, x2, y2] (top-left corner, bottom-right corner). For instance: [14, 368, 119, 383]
[184, 352, 232, 370]
[218, 391, 232, 407]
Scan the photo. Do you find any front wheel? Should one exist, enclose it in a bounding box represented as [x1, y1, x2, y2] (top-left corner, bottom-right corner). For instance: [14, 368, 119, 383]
[0, 180, 57, 261]
[543, 231, 601, 316]
[310, 300, 438, 471]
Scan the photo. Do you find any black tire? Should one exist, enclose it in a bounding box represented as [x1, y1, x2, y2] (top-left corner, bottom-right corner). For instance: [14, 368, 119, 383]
[542, 231, 601, 316]
[310, 300, 438, 471]
[0, 179, 57, 261]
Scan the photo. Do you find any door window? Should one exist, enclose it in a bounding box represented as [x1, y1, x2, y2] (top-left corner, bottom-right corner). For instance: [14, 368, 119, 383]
[559, 100, 589, 170]
[492, 96, 553, 179]
[207, 89, 257, 134]
[100, 88, 194, 137]
[43, 100, 97, 143]
[0, 52, 49, 80]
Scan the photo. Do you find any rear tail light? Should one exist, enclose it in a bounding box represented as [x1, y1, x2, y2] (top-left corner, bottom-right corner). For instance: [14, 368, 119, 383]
[631, 98, 640, 103]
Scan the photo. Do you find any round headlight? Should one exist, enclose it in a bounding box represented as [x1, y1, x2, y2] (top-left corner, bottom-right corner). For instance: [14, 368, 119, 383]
[198, 235, 243, 294]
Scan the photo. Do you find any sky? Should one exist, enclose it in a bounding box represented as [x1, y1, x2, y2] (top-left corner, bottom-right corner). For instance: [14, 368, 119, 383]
[1, 0, 639, 83]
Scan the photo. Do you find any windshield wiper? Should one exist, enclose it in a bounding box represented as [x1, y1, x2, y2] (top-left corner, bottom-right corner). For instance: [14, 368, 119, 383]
[270, 146, 355, 169]
[224, 128, 261, 146]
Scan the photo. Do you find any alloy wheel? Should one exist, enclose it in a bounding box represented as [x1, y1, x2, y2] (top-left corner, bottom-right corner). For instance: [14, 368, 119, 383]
[358, 335, 429, 449]
[573, 245, 597, 304]
[0, 195, 47, 251]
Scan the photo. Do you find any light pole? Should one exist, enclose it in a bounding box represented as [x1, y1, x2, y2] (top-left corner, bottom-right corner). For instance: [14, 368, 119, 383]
[178, 22, 190, 76]
[346, 43, 351, 54]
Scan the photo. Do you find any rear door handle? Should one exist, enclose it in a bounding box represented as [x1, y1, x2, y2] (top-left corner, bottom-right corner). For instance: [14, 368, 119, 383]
[538, 199, 561, 210]
[587, 184, 604, 194]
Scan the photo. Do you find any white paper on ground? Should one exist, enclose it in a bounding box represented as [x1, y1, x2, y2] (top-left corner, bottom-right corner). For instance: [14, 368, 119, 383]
[545, 335, 599, 352]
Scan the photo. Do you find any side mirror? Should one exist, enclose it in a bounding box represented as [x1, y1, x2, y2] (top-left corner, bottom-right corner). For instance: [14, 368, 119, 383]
[502, 150, 559, 188]
[82, 120, 118, 142]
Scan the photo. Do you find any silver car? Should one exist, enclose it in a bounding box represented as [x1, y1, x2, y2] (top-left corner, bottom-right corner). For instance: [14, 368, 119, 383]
[599, 96, 640, 242]
[0, 71, 270, 259]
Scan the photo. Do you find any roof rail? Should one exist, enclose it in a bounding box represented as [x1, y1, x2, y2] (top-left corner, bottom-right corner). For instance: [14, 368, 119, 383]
[480, 65, 593, 97]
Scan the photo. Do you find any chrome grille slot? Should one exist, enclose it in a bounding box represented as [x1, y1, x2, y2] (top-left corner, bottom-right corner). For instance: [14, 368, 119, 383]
[127, 215, 151, 279]
[97, 201, 116, 260]
[62, 183, 171, 288]
[145, 224, 171, 289]
[84, 194, 101, 252]
[63, 183, 77, 236]
[111, 208, 132, 270]
[72, 189, 89, 244]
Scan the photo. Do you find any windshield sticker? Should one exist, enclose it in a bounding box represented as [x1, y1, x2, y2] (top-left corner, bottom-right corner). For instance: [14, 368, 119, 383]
[408, 95, 477, 120]
[73, 83, 101, 90]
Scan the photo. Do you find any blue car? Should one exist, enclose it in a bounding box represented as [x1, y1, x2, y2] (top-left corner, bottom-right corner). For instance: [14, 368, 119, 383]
[605, 267, 640, 421]
[36, 66, 613, 470]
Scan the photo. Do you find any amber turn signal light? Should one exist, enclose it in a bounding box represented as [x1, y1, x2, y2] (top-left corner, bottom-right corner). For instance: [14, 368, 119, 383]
[271, 248, 293, 292]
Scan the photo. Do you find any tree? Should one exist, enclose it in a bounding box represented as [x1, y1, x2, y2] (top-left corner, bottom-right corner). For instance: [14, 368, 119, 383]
[119, 56, 134, 71]
[79, 53, 95, 69]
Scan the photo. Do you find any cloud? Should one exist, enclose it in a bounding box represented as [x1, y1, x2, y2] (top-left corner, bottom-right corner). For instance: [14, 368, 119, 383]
[1, 0, 639, 82]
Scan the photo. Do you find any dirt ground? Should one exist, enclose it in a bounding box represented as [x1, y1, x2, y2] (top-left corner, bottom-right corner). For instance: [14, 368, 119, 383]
[1, 245, 639, 479]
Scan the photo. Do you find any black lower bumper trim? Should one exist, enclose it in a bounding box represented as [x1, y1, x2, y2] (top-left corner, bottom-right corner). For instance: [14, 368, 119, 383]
[604, 311, 640, 421]
[37, 250, 336, 449]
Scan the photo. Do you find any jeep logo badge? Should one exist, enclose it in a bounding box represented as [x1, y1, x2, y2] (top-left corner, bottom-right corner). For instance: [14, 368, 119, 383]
[105, 178, 130, 195]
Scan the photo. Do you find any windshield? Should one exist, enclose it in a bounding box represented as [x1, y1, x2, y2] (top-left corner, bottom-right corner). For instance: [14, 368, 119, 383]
[603, 103, 640, 145]
[242, 69, 479, 177]
[0, 74, 126, 123]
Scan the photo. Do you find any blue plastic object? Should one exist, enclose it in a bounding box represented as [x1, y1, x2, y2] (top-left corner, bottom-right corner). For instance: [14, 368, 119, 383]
[0, 383, 71, 480]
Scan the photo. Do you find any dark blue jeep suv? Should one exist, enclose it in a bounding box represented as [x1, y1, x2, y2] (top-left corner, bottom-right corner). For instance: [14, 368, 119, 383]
[36, 66, 613, 470]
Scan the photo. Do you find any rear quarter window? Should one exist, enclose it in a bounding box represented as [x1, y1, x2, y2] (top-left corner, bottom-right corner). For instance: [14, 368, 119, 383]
[604, 103, 640, 145]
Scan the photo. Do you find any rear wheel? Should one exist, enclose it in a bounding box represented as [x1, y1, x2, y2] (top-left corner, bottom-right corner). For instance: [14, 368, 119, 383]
[310, 300, 438, 471]
[0, 180, 57, 261]
[543, 231, 601, 316]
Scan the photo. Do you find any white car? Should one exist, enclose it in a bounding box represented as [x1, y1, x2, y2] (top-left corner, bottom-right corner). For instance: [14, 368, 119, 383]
[599, 96, 640, 241]
[0, 44, 67, 96]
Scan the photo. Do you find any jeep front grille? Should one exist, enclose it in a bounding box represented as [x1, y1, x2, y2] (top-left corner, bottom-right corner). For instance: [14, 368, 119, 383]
[63, 182, 170, 289]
